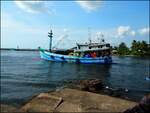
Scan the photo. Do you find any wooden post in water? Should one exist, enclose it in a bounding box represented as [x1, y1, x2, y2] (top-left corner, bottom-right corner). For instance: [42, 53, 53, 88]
[48, 29, 53, 52]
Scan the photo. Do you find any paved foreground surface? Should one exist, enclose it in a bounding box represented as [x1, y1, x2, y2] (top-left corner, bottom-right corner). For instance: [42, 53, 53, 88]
[20, 88, 137, 112]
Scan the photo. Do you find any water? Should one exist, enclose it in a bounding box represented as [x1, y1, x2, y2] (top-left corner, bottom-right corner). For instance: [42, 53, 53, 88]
[1, 50, 150, 107]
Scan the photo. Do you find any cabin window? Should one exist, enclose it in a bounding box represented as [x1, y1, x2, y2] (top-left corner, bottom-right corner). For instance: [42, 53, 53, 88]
[89, 47, 91, 49]
[98, 45, 102, 48]
[78, 46, 80, 49]
[106, 44, 110, 47]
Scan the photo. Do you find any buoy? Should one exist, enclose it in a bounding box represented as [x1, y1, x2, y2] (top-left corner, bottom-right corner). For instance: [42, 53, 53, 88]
[145, 76, 150, 81]
[105, 86, 109, 89]
[125, 88, 129, 92]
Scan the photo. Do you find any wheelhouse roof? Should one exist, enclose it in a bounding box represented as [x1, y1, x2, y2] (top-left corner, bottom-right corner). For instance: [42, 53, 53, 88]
[76, 42, 110, 47]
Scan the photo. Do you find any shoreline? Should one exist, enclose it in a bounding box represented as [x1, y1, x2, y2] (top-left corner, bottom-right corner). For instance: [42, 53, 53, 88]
[1, 49, 149, 57]
[112, 54, 150, 57]
[0, 48, 40, 51]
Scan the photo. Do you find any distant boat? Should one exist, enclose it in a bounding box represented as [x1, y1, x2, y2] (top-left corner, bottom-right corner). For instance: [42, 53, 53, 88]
[39, 29, 112, 64]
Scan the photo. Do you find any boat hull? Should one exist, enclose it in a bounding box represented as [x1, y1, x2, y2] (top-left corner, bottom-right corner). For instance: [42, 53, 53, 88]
[40, 50, 112, 64]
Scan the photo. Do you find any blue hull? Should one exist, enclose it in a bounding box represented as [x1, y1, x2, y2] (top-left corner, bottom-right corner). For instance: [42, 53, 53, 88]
[40, 50, 112, 64]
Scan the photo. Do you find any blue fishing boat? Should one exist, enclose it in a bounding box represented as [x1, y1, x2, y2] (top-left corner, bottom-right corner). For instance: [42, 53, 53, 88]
[39, 29, 112, 64]
[39, 50, 112, 64]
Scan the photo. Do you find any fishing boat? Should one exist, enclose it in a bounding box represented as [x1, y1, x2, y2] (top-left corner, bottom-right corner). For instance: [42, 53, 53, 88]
[39, 29, 112, 64]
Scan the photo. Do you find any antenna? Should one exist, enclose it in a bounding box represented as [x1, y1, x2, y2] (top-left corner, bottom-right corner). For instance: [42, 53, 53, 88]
[100, 33, 105, 43]
[48, 28, 53, 52]
[52, 34, 69, 49]
[97, 33, 100, 43]
[88, 27, 92, 44]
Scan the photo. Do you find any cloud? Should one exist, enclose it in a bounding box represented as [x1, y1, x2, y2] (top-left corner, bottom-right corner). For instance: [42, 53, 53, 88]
[1, 12, 75, 49]
[76, 1, 102, 12]
[1, 12, 49, 48]
[117, 26, 136, 37]
[1, 12, 45, 33]
[14, 1, 53, 14]
[117, 26, 130, 36]
[139, 27, 149, 35]
[130, 31, 136, 36]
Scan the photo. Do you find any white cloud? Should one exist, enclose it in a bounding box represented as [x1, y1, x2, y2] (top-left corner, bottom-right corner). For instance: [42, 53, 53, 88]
[1, 12, 49, 49]
[14, 1, 53, 14]
[130, 30, 136, 36]
[1, 13, 45, 33]
[1, 12, 74, 49]
[116, 26, 136, 37]
[116, 26, 149, 38]
[117, 26, 131, 36]
[76, 1, 102, 12]
[139, 27, 149, 35]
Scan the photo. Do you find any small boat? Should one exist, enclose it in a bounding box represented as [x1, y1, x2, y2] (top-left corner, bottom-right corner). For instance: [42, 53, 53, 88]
[39, 29, 112, 64]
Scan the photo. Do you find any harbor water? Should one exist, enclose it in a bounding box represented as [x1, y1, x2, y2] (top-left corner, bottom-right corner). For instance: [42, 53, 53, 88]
[1, 50, 150, 107]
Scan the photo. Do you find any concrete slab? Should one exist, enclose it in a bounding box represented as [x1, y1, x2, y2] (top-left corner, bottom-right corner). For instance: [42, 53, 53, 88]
[21, 88, 137, 112]
[21, 93, 62, 112]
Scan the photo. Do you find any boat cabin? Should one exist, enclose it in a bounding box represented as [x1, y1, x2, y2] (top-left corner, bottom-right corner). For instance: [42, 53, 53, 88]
[73, 40, 111, 57]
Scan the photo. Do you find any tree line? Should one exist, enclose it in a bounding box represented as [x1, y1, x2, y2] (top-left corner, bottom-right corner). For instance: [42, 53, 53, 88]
[113, 40, 150, 56]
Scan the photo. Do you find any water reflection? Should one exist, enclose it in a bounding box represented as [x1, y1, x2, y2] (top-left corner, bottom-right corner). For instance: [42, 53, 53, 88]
[45, 61, 112, 83]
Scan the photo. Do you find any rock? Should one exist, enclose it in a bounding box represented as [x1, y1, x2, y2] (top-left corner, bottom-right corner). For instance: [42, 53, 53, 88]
[72, 79, 104, 92]
[70, 79, 131, 101]
[70, 79, 131, 100]
[140, 93, 150, 104]
[112, 88, 126, 97]
[21, 88, 137, 112]
[103, 88, 114, 95]
[21, 93, 63, 112]
[55, 101, 82, 112]
[102, 87, 130, 100]
[123, 93, 150, 113]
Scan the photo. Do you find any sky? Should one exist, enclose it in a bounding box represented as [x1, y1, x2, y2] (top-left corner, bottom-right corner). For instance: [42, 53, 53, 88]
[1, 0, 149, 49]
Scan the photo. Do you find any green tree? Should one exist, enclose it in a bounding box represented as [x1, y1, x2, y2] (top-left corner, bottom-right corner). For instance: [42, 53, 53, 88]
[131, 40, 138, 55]
[117, 42, 129, 55]
[140, 41, 148, 54]
[131, 40, 137, 50]
[131, 40, 149, 55]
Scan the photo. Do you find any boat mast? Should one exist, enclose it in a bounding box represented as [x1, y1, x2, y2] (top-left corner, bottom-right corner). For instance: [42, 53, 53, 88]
[100, 33, 105, 43]
[88, 27, 92, 44]
[48, 29, 53, 52]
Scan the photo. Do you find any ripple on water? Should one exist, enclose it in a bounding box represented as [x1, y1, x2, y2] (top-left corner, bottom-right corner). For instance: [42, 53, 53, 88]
[1, 50, 150, 107]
